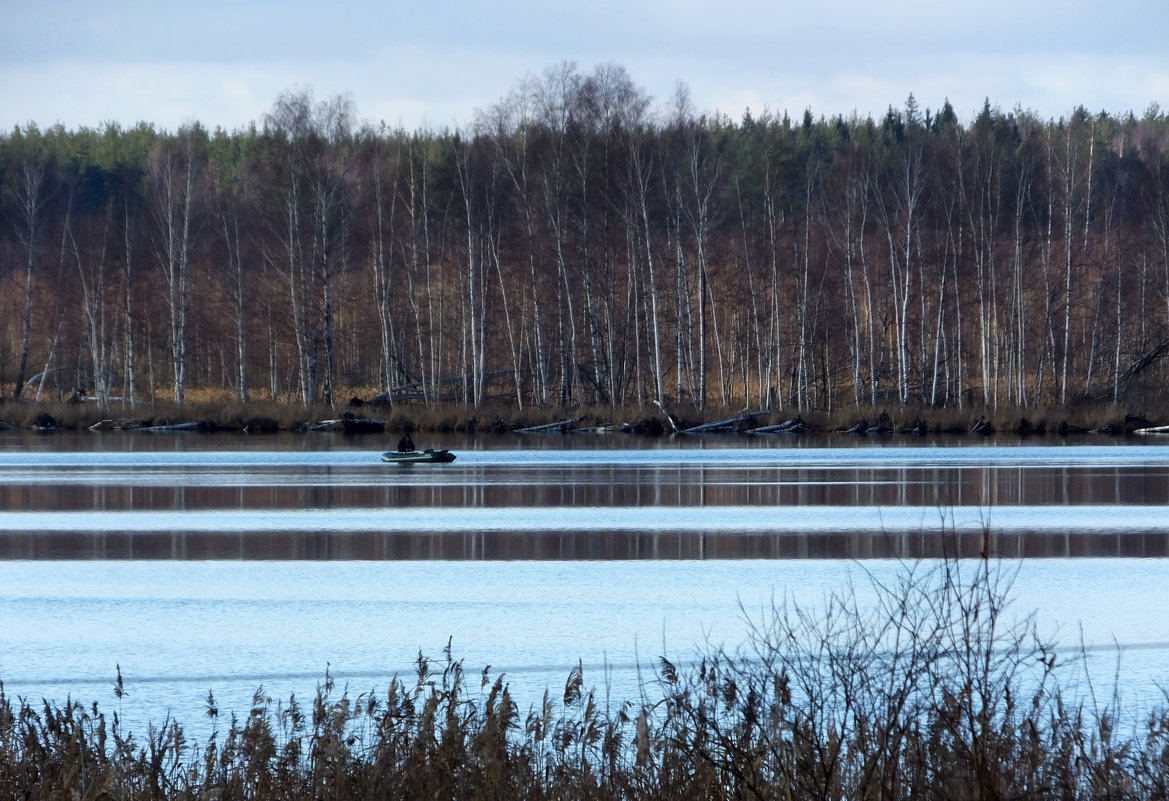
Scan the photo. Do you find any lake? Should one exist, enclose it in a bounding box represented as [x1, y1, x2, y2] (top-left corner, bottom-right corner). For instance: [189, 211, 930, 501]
[2, 429, 1169, 739]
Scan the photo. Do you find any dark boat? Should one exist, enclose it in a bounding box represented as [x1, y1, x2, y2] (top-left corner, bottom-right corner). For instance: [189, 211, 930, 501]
[381, 449, 457, 464]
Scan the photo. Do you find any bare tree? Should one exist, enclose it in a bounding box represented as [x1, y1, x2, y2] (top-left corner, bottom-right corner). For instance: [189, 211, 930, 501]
[874, 97, 929, 407]
[453, 131, 491, 405]
[264, 90, 356, 407]
[480, 88, 547, 407]
[362, 124, 403, 396]
[213, 161, 252, 404]
[6, 125, 52, 399]
[68, 199, 116, 406]
[146, 124, 207, 407]
[676, 91, 726, 409]
[627, 125, 667, 407]
[1049, 109, 1094, 404]
[484, 84, 553, 406]
[822, 121, 876, 406]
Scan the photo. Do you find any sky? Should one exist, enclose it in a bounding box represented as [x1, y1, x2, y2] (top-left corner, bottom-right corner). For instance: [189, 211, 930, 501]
[2, 0, 1167, 134]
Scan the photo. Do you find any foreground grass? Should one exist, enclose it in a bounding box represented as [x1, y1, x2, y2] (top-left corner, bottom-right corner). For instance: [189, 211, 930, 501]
[3, 559, 1168, 800]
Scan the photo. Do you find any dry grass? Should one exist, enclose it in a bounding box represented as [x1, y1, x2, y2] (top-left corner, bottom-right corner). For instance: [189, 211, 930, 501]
[2, 558, 1168, 799]
[2, 392, 1166, 438]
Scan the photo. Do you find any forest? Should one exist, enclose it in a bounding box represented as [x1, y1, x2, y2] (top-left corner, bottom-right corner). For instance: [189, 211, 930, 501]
[2, 62, 1168, 420]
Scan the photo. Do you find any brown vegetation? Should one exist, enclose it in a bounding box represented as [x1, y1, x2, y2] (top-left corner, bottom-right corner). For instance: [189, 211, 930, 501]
[0, 394, 1163, 440]
[2, 559, 1167, 799]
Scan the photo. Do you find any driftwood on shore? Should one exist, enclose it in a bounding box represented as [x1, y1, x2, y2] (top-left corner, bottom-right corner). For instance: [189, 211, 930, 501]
[305, 414, 387, 433]
[571, 423, 615, 433]
[89, 418, 151, 431]
[1133, 424, 1169, 434]
[3, 399, 1164, 441]
[138, 421, 207, 432]
[514, 417, 583, 433]
[617, 419, 666, 435]
[651, 400, 681, 433]
[680, 410, 770, 434]
[749, 416, 810, 434]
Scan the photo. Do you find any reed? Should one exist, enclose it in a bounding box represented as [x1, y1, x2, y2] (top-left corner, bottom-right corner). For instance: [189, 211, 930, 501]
[2, 557, 1168, 799]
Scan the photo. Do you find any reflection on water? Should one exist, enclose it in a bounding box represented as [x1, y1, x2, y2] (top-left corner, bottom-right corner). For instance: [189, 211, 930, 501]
[1, 433, 1168, 559]
[6, 462, 1169, 508]
[5, 528, 1169, 560]
[3, 432, 1169, 737]
[4, 557, 1169, 740]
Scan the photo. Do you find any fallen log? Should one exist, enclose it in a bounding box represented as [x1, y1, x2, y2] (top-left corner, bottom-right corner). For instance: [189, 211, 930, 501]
[749, 416, 809, 434]
[1133, 425, 1169, 434]
[1089, 422, 1122, 435]
[680, 410, 769, 434]
[618, 418, 666, 435]
[971, 416, 993, 435]
[139, 421, 207, 432]
[651, 400, 681, 434]
[514, 417, 583, 433]
[89, 418, 149, 431]
[571, 423, 615, 433]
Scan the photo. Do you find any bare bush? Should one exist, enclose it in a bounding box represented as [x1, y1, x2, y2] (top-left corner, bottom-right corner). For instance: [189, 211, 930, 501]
[1, 558, 1166, 799]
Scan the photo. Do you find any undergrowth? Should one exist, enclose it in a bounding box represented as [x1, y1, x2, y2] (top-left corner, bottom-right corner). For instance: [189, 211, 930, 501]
[0, 394, 1164, 439]
[2, 559, 1167, 799]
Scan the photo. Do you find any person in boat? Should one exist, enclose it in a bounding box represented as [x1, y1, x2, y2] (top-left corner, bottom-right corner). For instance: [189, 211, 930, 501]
[397, 431, 415, 453]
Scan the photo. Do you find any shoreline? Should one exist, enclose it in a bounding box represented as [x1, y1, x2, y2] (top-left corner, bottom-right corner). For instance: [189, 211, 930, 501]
[2, 398, 1166, 441]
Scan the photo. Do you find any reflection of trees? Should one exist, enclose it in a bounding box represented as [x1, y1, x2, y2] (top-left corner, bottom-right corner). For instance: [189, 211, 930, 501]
[4, 528, 1167, 560]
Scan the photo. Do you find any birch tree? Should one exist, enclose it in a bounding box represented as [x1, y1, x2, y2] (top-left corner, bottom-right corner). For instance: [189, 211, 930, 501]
[263, 90, 355, 407]
[482, 87, 551, 406]
[1048, 108, 1094, 403]
[486, 86, 553, 405]
[679, 100, 727, 408]
[873, 99, 928, 406]
[6, 124, 53, 399]
[146, 124, 206, 407]
[212, 140, 253, 404]
[361, 124, 403, 394]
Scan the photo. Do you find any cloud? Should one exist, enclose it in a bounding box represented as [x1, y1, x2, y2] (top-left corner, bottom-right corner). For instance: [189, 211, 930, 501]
[2, 0, 1166, 133]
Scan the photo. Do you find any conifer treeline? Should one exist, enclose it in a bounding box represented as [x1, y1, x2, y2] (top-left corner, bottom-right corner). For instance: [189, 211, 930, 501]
[2, 63, 1168, 413]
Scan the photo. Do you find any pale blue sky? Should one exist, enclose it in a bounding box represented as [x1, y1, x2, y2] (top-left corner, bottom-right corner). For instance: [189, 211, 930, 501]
[2, 0, 1167, 133]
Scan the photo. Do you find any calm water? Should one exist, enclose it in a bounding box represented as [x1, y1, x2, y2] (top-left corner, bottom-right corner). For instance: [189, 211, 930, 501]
[2, 429, 1169, 738]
